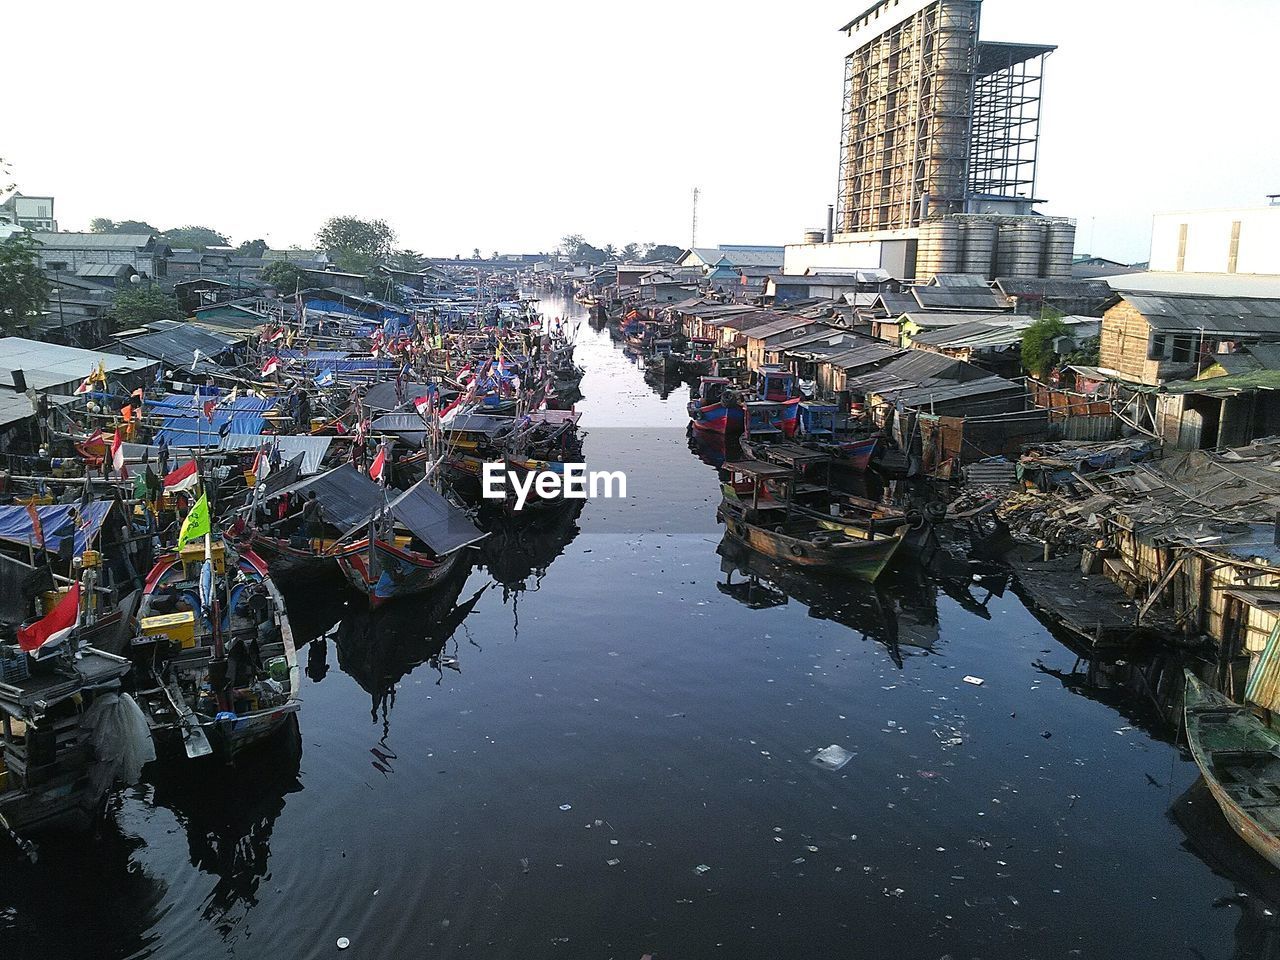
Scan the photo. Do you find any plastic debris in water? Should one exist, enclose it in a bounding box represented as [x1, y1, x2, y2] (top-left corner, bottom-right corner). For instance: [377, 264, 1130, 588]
[812, 744, 853, 770]
[963, 676, 985, 686]
[607, 859, 621, 866]
[559, 804, 572, 811]
[694, 864, 711, 875]
[337, 937, 350, 950]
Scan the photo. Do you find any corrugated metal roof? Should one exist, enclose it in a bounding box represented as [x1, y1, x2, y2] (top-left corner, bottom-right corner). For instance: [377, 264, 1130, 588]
[1122, 294, 1280, 334]
[995, 277, 1114, 300]
[32, 232, 154, 249]
[108, 324, 241, 364]
[903, 311, 1010, 329]
[0, 337, 155, 392]
[875, 376, 1024, 407]
[75, 262, 133, 278]
[931, 273, 992, 288]
[912, 286, 1013, 312]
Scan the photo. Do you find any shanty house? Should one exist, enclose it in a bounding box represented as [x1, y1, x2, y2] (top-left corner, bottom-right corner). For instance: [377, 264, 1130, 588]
[31, 232, 172, 279]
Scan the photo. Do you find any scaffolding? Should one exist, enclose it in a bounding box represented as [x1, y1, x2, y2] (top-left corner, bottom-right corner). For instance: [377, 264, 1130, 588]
[836, 0, 980, 235]
[969, 42, 1055, 201]
[835, 1, 1053, 234]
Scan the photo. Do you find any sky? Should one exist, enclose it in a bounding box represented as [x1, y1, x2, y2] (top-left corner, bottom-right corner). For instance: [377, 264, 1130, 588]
[5, 0, 1277, 264]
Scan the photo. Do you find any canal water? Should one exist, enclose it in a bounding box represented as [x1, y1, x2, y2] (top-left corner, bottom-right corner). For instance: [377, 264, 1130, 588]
[3, 296, 1277, 960]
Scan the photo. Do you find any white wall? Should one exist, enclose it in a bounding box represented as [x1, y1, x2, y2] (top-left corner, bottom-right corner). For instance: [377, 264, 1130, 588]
[784, 237, 917, 277]
[1150, 207, 1280, 275]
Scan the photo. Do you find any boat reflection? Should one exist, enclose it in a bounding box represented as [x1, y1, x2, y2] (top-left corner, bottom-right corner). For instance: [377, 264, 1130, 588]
[144, 715, 302, 938]
[1170, 779, 1280, 959]
[477, 499, 584, 596]
[717, 536, 940, 667]
[333, 559, 488, 730]
[0, 808, 167, 959]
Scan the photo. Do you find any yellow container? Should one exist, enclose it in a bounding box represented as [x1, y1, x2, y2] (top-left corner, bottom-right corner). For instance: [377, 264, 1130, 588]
[80, 549, 101, 569]
[179, 540, 225, 576]
[140, 611, 197, 649]
[40, 587, 72, 617]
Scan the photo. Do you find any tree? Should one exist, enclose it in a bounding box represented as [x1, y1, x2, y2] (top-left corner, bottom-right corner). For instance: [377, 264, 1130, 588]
[111, 284, 181, 327]
[644, 244, 684, 263]
[90, 217, 161, 235]
[0, 233, 50, 334]
[262, 260, 308, 294]
[1021, 315, 1068, 379]
[1065, 335, 1100, 367]
[621, 242, 641, 262]
[235, 238, 269, 257]
[391, 249, 426, 272]
[161, 225, 230, 251]
[316, 216, 395, 275]
[559, 234, 585, 256]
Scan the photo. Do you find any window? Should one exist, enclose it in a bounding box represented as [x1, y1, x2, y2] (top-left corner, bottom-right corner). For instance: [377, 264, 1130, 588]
[1149, 334, 1167, 360]
[1171, 336, 1194, 364]
[47, 261, 68, 272]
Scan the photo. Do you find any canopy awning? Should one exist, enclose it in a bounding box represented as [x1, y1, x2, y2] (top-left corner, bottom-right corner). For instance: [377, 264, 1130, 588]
[268, 463, 386, 531]
[387, 480, 486, 556]
[0, 500, 115, 557]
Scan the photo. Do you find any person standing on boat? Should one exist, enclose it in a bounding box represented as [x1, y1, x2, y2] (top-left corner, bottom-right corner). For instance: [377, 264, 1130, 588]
[157, 437, 170, 477]
[301, 492, 323, 542]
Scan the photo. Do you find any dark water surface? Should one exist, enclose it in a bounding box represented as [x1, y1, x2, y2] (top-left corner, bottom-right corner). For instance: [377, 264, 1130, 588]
[4, 297, 1278, 960]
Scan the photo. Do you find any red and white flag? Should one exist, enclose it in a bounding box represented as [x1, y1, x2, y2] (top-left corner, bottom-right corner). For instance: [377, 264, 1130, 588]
[264, 325, 285, 344]
[163, 459, 200, 493]
[438, 395, 467, 426]
[202, 398, 217, 423]
[74, 371, 95, 395]
[18, 583, 80, 654]
[412, 395, 434, 419]
[261, 355, 281, 376]
[111, 428, 127, 477]
[368, 443, 388, 484]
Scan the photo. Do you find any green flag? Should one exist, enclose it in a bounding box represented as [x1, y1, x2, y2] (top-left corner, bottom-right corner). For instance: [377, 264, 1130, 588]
[178, 493, 210, 549]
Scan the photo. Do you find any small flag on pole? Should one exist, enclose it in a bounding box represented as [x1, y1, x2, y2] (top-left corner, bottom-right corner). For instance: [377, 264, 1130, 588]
[18, 583, 80, 654]
[111, 428, 127, 478]
[261, 356, 281, 376]
[368, 442, 388, 484]
[178, 493, 211, 548]
[163, 459, 200, 493]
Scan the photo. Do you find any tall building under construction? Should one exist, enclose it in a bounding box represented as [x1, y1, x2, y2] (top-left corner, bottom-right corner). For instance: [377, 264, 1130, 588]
[787, 0, 1075, 281]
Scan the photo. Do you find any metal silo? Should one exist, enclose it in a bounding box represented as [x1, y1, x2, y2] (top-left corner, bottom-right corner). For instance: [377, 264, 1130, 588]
[1044, 221, 1077, 279]
[997, 219, 1048, 278]
[917, 218, 962, 280]
[960, 219, 998, 278]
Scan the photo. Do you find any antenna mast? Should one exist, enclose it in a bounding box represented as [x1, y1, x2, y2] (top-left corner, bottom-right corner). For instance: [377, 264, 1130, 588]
[690, 186, 700, 249]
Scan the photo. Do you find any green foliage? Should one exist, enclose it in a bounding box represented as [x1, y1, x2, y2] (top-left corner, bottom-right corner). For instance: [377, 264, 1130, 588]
[391, 249, 426, 272]
[643, 244, 683, 263]
[161, 225, 230, 251]
[1065, 335, 1100, 367]
[0, 234, 50, 334]
[90, 217, 161, 235]
[235, 238, 269, 257]
[261, 261, 307, 294]
[621, 242, 641, 261]
[112, 284, 181, 327]
[316, 216, 395, 275]
[1021, 315, 1069, 379]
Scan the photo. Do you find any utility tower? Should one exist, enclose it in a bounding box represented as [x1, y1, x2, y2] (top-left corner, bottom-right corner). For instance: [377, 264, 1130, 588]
[690, 186, 700, 250]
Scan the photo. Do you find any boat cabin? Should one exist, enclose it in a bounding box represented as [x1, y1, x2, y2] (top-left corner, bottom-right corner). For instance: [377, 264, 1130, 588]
[696, 376, 733, 407]
[799, 402, 839, 438]
[756, 366, 798, 402]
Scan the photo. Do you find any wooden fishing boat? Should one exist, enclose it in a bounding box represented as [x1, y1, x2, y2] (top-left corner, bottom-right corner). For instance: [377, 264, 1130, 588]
[133, 540, 301, 763]
[333, 477, 487, 606]
[718, 461, 905, 582]
[0, 645, 138, 836]
[688, 377, 745, 435]
[1183, 670, 1280, 870]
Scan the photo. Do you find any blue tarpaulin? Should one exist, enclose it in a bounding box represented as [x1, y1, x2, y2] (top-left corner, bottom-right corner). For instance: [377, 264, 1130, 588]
[150, 393, 275, 447]
[0, 501, 114, 556]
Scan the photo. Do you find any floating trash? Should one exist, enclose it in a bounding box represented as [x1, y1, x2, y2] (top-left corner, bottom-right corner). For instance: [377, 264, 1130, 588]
[559, 804, 573, 811]
[337, 937, 350, 950]
[694, 864, 711, 875]
[963, 676, 985, 686]
[812, 744, 853, 770]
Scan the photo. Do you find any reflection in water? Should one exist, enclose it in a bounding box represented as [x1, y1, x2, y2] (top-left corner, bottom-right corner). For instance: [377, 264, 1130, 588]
[0, 808, 167, 960]
[334, 559, 488, 733]
[145, 716, 303, 939]
[717, 536, 942, 667]
[1171, 779, 1280, 960]
[477, 500, 584, 639]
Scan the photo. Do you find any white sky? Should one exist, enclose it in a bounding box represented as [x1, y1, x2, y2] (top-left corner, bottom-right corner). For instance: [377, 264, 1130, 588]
[6, 0, 1276, 263]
